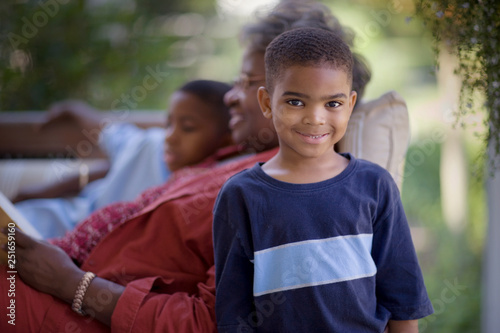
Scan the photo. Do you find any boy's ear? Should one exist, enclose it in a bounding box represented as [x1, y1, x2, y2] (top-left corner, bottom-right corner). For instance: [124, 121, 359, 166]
[257, 87, 272, 119]
[349, 90, 357, 114]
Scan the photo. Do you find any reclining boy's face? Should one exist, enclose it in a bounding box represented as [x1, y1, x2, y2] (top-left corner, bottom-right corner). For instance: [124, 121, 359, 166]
[258, 63, 356, 160]
[164, 91, 231, 171]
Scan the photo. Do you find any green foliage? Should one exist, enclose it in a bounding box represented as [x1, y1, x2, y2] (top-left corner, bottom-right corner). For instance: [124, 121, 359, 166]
[401, 138, 484, 332]
[0, 0, 220, 111]
[414, 0, 500, 159]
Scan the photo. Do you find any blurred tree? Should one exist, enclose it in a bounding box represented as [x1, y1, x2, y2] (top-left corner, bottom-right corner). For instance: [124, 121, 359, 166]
[415, 0, 500, 157]
[0, 0, 222, 111]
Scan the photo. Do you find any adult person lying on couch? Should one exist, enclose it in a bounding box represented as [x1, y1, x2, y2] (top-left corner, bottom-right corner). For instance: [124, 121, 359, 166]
[0, 2, 374, 332]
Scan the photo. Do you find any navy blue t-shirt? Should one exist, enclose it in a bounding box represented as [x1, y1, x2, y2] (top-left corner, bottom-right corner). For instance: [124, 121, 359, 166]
[213, 153, 433, 332]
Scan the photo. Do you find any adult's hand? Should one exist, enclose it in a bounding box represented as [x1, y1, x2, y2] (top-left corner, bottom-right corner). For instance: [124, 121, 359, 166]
[8, 228, 84, 303]
[2, 228, 124, 327]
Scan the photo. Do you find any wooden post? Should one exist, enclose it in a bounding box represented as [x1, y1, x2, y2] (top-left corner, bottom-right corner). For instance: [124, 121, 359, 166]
[482, 141, 500, 332]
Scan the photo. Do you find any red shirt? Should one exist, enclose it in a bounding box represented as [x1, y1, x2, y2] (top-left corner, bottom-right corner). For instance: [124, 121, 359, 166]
[0, 147, 277, 332]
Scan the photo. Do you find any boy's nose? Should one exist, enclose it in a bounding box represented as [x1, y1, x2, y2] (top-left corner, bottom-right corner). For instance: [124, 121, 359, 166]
[303, 107, 326, 125]
[165, 128, 178, 144]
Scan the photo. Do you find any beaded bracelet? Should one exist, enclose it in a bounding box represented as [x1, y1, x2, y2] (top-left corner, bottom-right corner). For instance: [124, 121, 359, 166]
[71, 271, 96, 316]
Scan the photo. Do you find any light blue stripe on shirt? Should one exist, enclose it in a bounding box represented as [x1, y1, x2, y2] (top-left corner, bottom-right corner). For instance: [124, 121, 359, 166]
[253, 234, 377, 296]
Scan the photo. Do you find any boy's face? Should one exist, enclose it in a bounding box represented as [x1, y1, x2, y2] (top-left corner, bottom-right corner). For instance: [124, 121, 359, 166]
[224, 48, 279, 152]
[258, 65, 356, 161]
[164, 91, 230, 171]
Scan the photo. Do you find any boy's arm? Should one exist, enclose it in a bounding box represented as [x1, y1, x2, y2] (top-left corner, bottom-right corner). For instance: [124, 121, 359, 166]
[387, 319, 419, 332]
[371, 173, 433, 323]
[43, 100, 103, 135]
[213, 190, 255, 331]
[12, 160, 110, 202]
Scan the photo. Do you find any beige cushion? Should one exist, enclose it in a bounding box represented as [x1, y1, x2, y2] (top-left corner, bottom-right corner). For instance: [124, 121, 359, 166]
[337, 91, 410, 189]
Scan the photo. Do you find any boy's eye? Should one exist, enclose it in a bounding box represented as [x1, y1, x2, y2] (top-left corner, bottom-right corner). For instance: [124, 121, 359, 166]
[326, 101, 341, 108]
[182, 127, 195, 132]
[181, 124, 198, 132]
[286, 99, 304, 107]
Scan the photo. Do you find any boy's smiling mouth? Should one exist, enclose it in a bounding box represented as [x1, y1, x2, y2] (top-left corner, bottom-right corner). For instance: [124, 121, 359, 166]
[295, 130, 330, 143]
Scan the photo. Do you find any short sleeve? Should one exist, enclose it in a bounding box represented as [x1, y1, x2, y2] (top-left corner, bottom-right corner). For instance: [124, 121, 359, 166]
[371, 179, 434, 319]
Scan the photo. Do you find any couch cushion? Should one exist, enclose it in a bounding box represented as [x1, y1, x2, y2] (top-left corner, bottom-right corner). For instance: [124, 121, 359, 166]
[337, 91, 410, 189]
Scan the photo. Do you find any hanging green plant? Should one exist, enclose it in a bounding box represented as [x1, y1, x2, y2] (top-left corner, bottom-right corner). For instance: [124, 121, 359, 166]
[414, 0, 500, 163]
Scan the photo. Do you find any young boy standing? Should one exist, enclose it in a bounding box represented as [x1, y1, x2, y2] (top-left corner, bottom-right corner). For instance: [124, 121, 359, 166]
[213, 27, 433, 332]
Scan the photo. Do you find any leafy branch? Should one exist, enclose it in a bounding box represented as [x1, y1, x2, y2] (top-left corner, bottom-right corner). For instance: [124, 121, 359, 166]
[415, 0, 500, 162]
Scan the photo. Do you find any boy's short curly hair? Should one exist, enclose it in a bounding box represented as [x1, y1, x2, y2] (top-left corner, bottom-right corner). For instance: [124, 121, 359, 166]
[178, 80, 232, 134]
[265, 27, 353, 94]
[241, 1, 371, 101]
